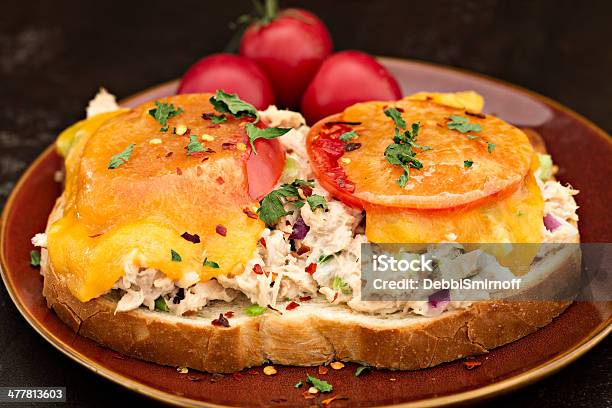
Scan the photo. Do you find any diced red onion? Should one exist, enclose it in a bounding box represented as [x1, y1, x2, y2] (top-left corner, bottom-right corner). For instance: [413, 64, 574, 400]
[289, 217, 310, 240]
[428, 289, 450, 309]
[544, 213, 562, 232]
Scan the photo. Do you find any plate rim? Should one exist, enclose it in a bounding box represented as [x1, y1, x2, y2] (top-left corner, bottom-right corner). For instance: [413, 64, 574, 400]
[1, 56, 611, 408]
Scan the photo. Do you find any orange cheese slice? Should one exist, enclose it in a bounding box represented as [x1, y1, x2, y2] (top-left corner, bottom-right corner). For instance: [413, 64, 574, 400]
[47, 94, 264, 301]
[365, 162, 544, 275]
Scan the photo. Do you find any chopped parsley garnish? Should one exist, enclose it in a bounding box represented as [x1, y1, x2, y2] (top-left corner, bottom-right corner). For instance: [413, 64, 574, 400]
[384, 107, 406, 129]
[211, 114, 227, 124]
[171, 249, 182, 262]
[209, 89, 258, 122]
[447, 115, 482, 134]
[246, 124, 291, 153]
[108, 143, 135, 169]
[383, 108, 429, 187]
[258, 190, 292, 226]
[318, 253, 335, 264]
[339, 130, 358, 142]
[148, 101, 184, 132]
[307, 375, 333, 393]
[488, 142, 496, 153]
[464, 160, 473, 168]
[203, 257, 220, 268]
[355, 365, 371, 377]
[208, 90, 290, 154]
[245, 304, 267, 316]
[186, 135, 208, 155]
[154, 297, 169, 312]
[30, 250, 41, 267]
[306, 195, 328, 212]
[257, 179, 327, 226]
[332, 276, 352, 295]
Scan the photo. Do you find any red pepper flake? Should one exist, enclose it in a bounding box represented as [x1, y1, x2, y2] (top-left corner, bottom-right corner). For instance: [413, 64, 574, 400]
[322, 396, 349, 406]
[189, 152, 206, 158]
[176, 167, 182, 175]
[296, 244, 311, 255]
[465, 110, 486, 119]
[396, 107, 405, 112]
[300, 185, 313, 197]
[181, 232, 201, 244]
[165, 151, 173, 157]
[332, 292, 339, 303]
[267, 305, 282, 315]
[222, 142, 236, 150]
[243, 207, 258, 219]
[318, 365, 329, 375]
[253, 264, 264, 275]
[463, 360, 482, 370]
[299, 296, 312, 302]
[232, 372, 243, 381]
[207, 124, 221, 129]
[201, 157, 210, 163]
[211, 313, 230, 327]
[259, 237, 267, 248]
[224, 311, 235, 318]
[216, 176, 225, 184]
[305, 263, 317, 275]
[286, 301, 300, 311]
[216, 224, 227, 236]
[344, 142, 362, 152]
[248, 369, 259, 375]
[302, 391, 316, 400]
[196, 166, 203, 176]
[201, 112, 215, 120]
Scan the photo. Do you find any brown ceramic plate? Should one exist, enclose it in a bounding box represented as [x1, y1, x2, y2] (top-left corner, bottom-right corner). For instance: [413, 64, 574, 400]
[1, 58, 611, 407]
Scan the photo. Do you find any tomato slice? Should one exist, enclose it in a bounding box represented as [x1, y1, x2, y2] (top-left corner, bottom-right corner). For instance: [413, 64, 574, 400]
[246, 138, 285, 200]
[306, 99, 534, 210]
[306, 114, 362, 207]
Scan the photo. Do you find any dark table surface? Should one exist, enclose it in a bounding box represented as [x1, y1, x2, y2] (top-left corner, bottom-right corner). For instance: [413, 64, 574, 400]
[1, 1, 610, 407]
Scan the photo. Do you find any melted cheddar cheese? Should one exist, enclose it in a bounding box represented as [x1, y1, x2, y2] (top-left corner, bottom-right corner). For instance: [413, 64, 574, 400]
[47, 94, 264, 302]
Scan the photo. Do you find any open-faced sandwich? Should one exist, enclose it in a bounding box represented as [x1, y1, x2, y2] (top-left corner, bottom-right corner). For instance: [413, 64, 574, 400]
[32, 89, 580, 372]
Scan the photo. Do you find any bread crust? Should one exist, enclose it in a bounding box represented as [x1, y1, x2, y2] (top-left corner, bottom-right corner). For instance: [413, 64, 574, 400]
[42, 245, 574, 373]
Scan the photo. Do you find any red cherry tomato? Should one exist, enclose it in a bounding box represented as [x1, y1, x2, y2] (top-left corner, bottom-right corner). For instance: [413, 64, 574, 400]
[246, 138, 285, 200]
[177, 53, 275, 110]
[301, 51, 402, 124]
[239, 8, 333, 109]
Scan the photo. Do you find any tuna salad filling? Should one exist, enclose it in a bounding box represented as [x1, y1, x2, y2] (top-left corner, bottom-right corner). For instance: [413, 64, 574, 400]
[34, 99, 580, 318]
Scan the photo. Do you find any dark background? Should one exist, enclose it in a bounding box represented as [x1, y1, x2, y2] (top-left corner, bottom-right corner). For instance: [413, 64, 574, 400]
[1, 0, 610, 406]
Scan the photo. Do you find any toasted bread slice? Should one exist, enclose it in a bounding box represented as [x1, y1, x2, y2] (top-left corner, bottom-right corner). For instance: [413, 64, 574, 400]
[41, 218, 579, 373]
[41, 128, 580, 373]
